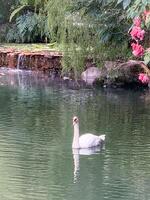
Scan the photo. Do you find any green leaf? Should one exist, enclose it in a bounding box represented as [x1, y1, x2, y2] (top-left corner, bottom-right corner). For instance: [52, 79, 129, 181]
[144, 52, 150, 65]
[9, 5, 28, 22]
[123, 0, 131, 9]
[142, 0, 149, 5]
[117, 0, 123, 4]
[145, 15, 150, 28]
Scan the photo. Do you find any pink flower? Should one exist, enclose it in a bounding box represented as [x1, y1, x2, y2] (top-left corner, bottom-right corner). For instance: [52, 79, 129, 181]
[138, 73, 145, 81]
[138, 73, 149, 84]
[133, 17, 141, 27]
[130, 26, 145, 40]
[131, 43, 144, 57]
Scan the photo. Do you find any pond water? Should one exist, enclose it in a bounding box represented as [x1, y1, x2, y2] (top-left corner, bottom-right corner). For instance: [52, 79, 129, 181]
[0, 69, 150, 200]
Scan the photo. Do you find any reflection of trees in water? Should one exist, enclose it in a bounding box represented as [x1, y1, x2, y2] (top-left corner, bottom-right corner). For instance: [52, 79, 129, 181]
[65, 89, 150, 143]
[0, 69, 50, 90]
[1, 70, 149, 141]
[0, 69, 149, 136]
[0, 71, 72, 199]
[0, 70, 150, 199]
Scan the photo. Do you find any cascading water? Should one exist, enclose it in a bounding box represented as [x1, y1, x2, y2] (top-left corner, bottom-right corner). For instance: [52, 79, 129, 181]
[17, 54, 25, 70]
[16, 54, 24, 86]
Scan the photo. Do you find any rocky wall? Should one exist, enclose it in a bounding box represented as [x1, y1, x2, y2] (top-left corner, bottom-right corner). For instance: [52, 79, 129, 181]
[0, 47, 62, 74]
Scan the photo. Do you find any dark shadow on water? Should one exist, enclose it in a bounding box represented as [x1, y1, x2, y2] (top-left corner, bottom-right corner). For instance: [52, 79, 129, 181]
[0, 68, 149, 92]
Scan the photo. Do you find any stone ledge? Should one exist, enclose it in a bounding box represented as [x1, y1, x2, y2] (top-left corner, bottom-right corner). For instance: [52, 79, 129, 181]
[0, 47, 62, 73]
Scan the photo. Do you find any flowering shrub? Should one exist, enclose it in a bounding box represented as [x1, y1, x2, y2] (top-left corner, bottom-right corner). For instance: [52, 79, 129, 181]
[130, 26, 145, 41]
[129, 10, 150, 85]
[130, 17, 145, 41]
[131, 43, 144, 57]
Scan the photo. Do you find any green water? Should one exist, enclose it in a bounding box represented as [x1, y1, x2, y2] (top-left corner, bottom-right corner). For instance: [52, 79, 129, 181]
[0, 69, 150, 200]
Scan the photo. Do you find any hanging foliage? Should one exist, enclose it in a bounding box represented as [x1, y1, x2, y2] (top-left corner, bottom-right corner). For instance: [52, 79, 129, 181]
[7, 0, 50, 43]
[36, 0, 131, 75]
[5, 0, 150, 75]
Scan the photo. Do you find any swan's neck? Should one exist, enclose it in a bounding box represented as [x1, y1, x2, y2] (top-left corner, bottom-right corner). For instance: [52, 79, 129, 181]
[72, 123, 80, 149]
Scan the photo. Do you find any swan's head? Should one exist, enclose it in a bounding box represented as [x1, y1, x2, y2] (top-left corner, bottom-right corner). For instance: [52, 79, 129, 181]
[73, 116, 79, 126]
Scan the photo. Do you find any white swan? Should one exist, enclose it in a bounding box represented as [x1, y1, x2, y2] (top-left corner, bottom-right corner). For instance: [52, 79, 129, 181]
[72, 116, 105, 149]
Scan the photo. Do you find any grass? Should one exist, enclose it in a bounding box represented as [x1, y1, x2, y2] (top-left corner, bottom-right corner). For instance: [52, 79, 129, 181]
[0, 43, 61, 52]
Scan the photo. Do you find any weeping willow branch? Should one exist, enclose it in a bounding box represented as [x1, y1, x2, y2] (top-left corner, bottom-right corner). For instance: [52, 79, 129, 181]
[33, 0, 131, 76]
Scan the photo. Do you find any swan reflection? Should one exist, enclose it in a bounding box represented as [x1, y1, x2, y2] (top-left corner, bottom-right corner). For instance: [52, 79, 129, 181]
[72, 145, 105, 183]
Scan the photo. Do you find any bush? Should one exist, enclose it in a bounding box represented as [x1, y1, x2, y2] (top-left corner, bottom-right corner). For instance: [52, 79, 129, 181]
[0, 24, 10, 42]
[7, 12, 50, 43]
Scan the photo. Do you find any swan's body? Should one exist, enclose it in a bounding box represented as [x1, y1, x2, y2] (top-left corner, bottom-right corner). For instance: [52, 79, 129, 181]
[72, 116, 105, 149]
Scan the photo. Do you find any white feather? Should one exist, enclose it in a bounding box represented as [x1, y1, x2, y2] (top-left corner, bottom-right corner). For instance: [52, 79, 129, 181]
[72, 116, 105, 149]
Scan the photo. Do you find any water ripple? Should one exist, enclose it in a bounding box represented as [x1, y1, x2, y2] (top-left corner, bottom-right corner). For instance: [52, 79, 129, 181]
[0, 70, 150, 200]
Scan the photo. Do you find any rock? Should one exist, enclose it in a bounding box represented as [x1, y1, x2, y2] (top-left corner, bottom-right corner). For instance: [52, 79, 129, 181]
[99, 60, 149, 88]
[81, 67, 101, 85]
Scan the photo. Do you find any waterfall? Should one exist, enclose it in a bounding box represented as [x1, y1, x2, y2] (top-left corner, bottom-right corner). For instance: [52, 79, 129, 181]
[17, 54, 25, 70]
